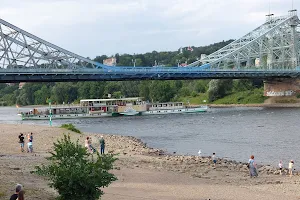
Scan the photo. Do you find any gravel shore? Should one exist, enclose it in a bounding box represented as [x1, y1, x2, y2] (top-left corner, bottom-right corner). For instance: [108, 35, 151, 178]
[0, 123, 300, 200]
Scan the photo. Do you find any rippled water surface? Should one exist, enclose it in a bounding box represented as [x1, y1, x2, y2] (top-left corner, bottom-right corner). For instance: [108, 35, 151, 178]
[3, 106, 300, 167]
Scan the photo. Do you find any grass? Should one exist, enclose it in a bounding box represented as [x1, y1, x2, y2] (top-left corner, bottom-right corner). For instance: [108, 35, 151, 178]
[60, 123, 82, 134]
[212, 88, 267, 104]
[176, 93, 209, 105]
[176, 88, 267, 105]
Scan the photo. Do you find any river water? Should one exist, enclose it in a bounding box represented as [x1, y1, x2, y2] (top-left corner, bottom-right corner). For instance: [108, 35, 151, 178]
[3, 106, 300, 167]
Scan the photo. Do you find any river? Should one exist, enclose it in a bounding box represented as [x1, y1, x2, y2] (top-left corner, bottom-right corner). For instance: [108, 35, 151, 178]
[3, 106, 300, 167]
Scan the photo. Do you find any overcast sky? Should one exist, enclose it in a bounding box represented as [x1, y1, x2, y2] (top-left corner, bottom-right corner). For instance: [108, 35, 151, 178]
[0, 0, 299, 58]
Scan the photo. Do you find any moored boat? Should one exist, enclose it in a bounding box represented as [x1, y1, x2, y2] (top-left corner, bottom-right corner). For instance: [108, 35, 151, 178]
[19, 97, 208, 120]
[142, 102, 208, 115]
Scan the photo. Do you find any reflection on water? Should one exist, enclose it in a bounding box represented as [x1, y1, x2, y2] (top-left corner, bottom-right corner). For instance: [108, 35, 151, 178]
[2, 106, 300, 167]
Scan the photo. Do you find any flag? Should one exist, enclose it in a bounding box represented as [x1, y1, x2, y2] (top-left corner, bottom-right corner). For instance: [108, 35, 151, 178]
[187, 46, 194, 52]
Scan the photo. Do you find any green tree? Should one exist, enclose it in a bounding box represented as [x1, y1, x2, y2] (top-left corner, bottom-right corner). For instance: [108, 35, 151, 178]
[207, 79, 233, 102]
[149, 81, 176, 102]
[34, 134, 117, 200]
[34, 85, 51, 105]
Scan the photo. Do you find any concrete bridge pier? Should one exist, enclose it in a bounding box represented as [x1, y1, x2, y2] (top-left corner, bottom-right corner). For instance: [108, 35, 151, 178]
[264, 79, 300, 103]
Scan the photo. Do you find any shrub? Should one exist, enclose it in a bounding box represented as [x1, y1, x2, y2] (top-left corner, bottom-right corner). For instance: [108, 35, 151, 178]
[60, 123, 81, 134]
[34, 134, 117, 200]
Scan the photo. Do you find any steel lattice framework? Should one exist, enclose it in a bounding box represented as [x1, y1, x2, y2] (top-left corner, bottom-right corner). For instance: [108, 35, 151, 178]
[1, 11, 300, 82]
[188, 10, 300, 70]
[0, 18, 109, 70]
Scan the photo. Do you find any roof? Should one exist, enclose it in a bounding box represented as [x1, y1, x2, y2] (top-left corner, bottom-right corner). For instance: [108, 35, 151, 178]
[80, 97, 143, 102]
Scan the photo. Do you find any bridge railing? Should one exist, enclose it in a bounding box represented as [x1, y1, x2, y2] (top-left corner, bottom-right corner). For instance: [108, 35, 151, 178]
[0, 67, 299, 74]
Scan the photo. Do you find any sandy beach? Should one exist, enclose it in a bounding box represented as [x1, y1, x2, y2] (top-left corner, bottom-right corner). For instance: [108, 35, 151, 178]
[1, 124, 300, 200]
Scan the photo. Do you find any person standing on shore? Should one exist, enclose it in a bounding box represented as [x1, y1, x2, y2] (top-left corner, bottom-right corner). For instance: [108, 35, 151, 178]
[99, 135, 105, 155]
[248, 155, 258, 177]
[85, 137, 91, 152]
[288, 160, 294, 176]
[279, 161, 283, 175]
[30, 132, 33, 142]
[18, 133, 25, 152]
[212, 153, 217, 167]
[10, 184, 22, 200]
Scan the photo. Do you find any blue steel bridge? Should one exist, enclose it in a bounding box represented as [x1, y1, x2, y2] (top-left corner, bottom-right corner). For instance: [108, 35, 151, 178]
[0, 10, 300, 82]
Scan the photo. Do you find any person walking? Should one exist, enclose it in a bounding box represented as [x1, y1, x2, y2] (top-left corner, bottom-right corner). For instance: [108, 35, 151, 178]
[10, 184, 22, 200]
[248, 155, 258, 177]
[18, 133, 25, 152]
[99, 136, 105, 155]
[288, 160, 294, 176]
[27, 140, 33, 153]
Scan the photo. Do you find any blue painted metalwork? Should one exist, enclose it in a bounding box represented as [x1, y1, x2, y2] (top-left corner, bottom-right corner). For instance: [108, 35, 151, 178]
[0, 68, 300, 83]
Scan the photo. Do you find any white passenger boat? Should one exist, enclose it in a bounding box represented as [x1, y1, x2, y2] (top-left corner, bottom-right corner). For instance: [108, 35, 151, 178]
[19, 97, 145, 120]
[142, 102, 208, 115]
[19, 97, 207, 120]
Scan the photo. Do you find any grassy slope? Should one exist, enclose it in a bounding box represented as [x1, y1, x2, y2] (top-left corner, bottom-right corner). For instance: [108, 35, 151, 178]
[177, 88, 267, 105]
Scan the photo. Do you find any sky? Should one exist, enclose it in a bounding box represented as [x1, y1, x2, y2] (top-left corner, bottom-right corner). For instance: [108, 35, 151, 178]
[0, 0, 299, 58]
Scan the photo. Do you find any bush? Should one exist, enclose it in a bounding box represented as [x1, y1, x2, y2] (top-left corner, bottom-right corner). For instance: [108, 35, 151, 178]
[34, 134, 117, 200]
[60, 123, 81, 134]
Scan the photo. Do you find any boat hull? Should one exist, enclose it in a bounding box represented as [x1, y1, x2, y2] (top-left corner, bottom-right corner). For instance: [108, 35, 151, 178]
[142, 107, 207, 115]
[20, 112, 117, 120]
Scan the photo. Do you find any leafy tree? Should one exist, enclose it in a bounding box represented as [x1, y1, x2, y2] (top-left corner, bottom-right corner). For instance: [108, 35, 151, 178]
[149, 81, 176, 102]
[207, 79, 233, 102]
[34, 85, 51, 105]
[34, 134, 117, 200]
[233, 79, 254, 92]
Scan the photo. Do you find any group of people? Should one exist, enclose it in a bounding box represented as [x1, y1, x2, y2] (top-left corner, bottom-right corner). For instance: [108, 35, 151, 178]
[18, 133, 33, 153]
[10, 184, 24, 200]
[85, 135, 105, 154]
[248, 155, 296, 178]
[211, 154, 296, 178]
[279, 160, 295, 176]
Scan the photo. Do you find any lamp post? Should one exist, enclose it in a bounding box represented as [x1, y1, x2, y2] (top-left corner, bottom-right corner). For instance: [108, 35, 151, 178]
[132, 59, 136, 67]
[48, 99, 52, 126]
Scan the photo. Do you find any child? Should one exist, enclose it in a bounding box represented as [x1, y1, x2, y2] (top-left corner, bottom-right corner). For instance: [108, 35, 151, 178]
[278, 161, 283, 175]
[212, 153, 217, 166]
[27, 140, 33, 153]
[289, 160, 294, 176]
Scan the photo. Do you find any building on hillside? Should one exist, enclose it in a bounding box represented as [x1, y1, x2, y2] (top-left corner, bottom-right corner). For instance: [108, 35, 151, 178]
[103, 57, 117, 66]
[19, 82, 25, 89]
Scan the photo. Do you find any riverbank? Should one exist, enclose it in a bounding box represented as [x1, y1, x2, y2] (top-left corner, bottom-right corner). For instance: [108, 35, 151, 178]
[0, 124, 300, 200]
[208, 103, 300, 108]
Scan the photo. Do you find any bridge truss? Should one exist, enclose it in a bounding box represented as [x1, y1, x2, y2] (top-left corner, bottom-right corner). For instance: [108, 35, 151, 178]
[188, 10, 300, 70]
[1, 11, 300, 82]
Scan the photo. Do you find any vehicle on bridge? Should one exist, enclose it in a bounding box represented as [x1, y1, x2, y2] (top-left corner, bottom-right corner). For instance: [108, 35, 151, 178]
[19, 97, 208, 120]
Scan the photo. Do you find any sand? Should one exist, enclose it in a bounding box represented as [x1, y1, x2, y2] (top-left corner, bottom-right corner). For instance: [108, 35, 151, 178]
[0, 123, 300, 200]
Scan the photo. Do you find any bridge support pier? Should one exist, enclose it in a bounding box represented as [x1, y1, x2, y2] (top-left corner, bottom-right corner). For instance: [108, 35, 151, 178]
[264, 79, 300, 103]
